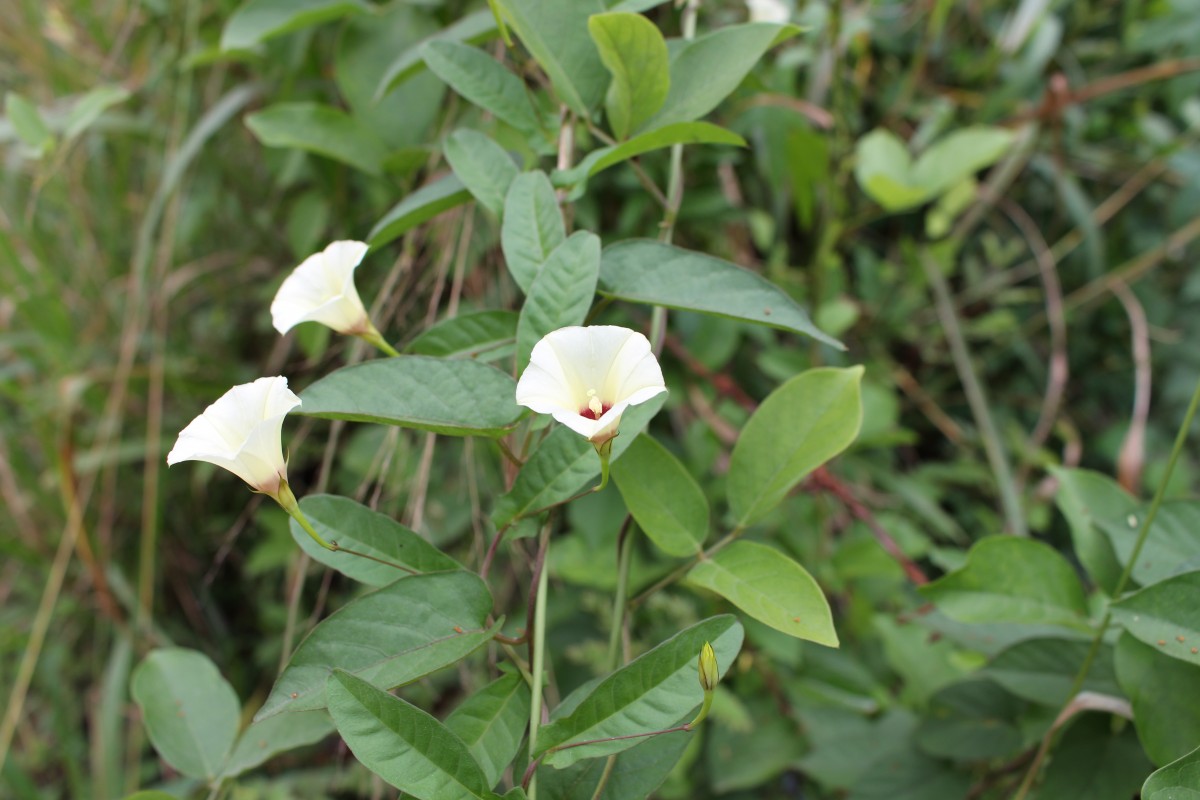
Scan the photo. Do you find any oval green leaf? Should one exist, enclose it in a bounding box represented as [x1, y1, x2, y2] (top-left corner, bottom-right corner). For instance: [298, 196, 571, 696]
[245, 102, 386, 175]
[918, 537, 1092, 632]
[297, 356, 523, 437]
[220, 710, 334, 778]
[599, 241, 841, 348]
[1112, 570, 1200, 668]
[556, 121, 746, 188]
[1143, 745, 1200, 799]
[445, 672, 531, 789]
[501, 171, 566, 294]
[327, 670, 496, 800]
[536, 615, 743, 768]
[687, 541, 836, 645]
[726, 366, 863, 527]
[491, 393, 666, 526]
[130, 648, 240, 781]
[406, 310, 518, 361]
[423, 41, 543, 135]
[290, 494, 461, 586]
[376, 10, 500, 98]
[369, 174, 472, 248]
[611, 434, 707, 557]
[588, 12, 669, 140]
[1116, 632, 1200, 766]
[258, 572, 497, 718]
[221, 0, 371, 51]
[515, 231, 601, 368]
[443, 129, 519, 217]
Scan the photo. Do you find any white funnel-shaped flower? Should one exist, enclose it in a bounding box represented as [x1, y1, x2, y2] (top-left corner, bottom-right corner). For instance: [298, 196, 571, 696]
[515, 326, 666, 444]
[271, 240, 372, 336]
[167, 376, 301, 498]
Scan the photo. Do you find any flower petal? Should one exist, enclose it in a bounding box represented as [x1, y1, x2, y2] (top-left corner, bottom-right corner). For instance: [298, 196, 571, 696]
[271, 240, 371, 334]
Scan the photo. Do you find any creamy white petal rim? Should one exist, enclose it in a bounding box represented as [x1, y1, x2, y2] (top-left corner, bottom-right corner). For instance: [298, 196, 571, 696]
[271, 240, 371, 335]
[166, 376, 301, 495]
[746, 0, 789, 23]
[515, 326, 666, 442]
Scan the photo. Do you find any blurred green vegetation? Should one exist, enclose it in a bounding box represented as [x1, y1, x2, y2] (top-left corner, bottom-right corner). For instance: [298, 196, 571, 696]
[2, 0, 1199, 797]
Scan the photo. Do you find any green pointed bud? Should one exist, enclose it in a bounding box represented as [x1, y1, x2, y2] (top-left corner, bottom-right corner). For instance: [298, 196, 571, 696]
[698, 642, 719, 692]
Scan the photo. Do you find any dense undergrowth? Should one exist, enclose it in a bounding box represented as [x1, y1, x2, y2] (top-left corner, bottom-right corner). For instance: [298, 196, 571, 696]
[2, 0, 1200, 798]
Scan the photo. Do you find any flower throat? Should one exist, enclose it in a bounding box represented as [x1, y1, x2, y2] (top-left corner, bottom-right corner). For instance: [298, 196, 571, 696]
[581, 389, 610, 420]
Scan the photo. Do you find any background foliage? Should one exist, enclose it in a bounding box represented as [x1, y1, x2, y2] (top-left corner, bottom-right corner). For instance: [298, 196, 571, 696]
[3, 0, 1200, 798]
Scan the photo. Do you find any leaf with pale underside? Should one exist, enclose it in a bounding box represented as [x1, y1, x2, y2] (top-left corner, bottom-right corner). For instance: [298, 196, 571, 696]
[369, 175, 472, 248]
[502, 171, 566, 294]
[445, 672, 531, 788]
[1112, 570, 1200, 668]
[258, 572, 497, 718]
[443, 129, 519, 217]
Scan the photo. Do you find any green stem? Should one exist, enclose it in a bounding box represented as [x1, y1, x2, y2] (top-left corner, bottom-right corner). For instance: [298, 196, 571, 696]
[278, 483, 419, 573]
[359, 324, 400, 357]
[607, 518, 634, 672]
[1012, 374, 1200, 800]
[527, 523, 552, 800]
[920, 248, 1027, 536]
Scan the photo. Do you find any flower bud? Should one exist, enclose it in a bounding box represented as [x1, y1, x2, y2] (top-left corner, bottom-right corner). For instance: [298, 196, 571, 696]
[698, 642, 719, 692]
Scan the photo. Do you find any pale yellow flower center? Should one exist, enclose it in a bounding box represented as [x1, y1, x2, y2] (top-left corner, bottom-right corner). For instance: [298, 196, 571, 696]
[586, 389, 604, 418]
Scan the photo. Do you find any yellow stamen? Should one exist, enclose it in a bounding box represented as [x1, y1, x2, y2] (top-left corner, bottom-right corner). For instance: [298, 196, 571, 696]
[587, 389, 603, 417]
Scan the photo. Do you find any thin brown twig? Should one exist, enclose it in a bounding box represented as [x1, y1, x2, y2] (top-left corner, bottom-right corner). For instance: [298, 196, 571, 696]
[1112, 282, 1152, 493]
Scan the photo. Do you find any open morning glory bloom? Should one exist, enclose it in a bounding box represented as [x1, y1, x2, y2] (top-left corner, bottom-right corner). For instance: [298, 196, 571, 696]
[515, 326, 666, 446]
[271, 240, 372, 335]
[746, 0, 789, 23]
[166, 376, 300, 500]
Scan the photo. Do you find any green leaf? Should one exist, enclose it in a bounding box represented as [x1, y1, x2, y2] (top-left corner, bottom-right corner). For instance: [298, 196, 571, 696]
[538, 728, 689, 800]
[535, 615, 744, 768]
[369, 174, 472, 249]
[492, 393, 665, 526]
[1097, 500, 1200, 587]
[847, 745, 971, 800]
[289, 494, 461, 586]
[914, 679, 1024, 761]
[376, 10, 500, 98]
[63, 85, 132, 140]
[220, 0, 370, 50]
[297, 356, 524, 437]
[854, 126, 1014, 212]
[983, 637, 1119, 706]
[1112, 571, 1200, 668]
[918, 537, 1092, 632]
[646, 23, 801, 130]
[726, 366, 863, 527]
[245, 102, 386, 175]
[445, 672, 531, 789]
[515, 231, 601, 367]
[130, 648, 240, 781]
[220, 710, 334, 778]
[1039, 714, 1152, 800]
[259, 572, 497, 718]
[555, 121, 745, 187]
[1116, 632, 1200, 766]
[406, 310, 518, 361]
[599, 241, 841, 348]
[5, 92, 54, 156]
[1143, 745, 1200, 799]
[611, 434, 707, 557]
[501, 171, 566, 294]
[1052, 467, 1132, 595]
[587, 13, 669, 140]
[422, 41, 543, 135]
[443, 129, 519, 217]
[327, 670, 496, 800]
[687, 541, 836, 646]
[493, 0, 609, 115]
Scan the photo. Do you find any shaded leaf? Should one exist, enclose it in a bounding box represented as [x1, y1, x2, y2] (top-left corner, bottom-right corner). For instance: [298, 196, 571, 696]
[536, 615, 744, 768]
[983, 637, 1119, 707]
[1116, 632, 1200, 766]
[5, 92, 54, 156]
[445, 672, 531, 789]
[611, 434, 707, 557]
[555, 121, 745, 187]
[368, 174, 472, 249]
[63, 85, 132, 140]
[327, 670, 496, 800]
[1143, 745, 1200, 800]
[1112, 571, 1200, 668]
[1052, 467, 1132, 596]
[130, 649, 240, 781]
[515, 231, 601, 367]
[245, 102, 386, 175]
[289, 494, 460, 587]
[443, 129, 519, 216]
[494, 0, 609, 115]
[918, 537, 1092, 632]
[913, 679, 1024, 761]
[258, 572, 496, 718]
[502, 171, 566, 293]
[377, 10, 500, 98]
[221, 0, 371, 51]
[1039, 713, 1152, 800]
[1097, 500, 1200, 587]
[297, 356, 523, 437]
[599, 240, 840, 347]
[221, 710, 334, 778]
[423, 41, 543, 134]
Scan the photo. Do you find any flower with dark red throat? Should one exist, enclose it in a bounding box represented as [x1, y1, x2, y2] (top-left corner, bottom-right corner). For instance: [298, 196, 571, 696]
[515, 326, 666, 445]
